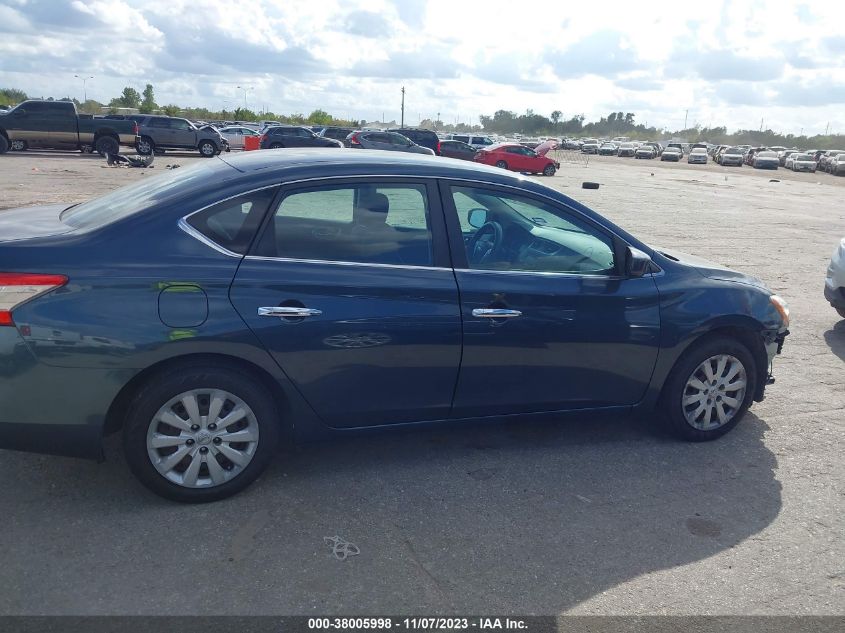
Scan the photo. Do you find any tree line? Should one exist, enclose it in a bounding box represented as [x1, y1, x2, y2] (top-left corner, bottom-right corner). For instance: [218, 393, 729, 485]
[2, 86, 843, 149]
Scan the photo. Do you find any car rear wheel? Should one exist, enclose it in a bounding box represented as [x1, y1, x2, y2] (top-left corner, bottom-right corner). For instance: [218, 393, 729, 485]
[660, 336, 756, 441]
[136, 136, 154, 156]
[0, 135, 8, 154]
[123, 365, 280, 502]
[836, 307, 845, 319]
[198, 140, 217, 157]
[95, 136, 119, 157]
[543, 164, 556, 176]
[495, 160, 508, 169]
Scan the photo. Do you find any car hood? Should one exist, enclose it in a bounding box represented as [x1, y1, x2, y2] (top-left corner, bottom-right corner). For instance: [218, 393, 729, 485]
[656, 247, 771, 291]
[0, 203, 77, 242]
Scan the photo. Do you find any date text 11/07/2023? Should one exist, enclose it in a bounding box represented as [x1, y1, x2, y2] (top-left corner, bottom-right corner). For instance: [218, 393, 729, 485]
[307, 617, 532, 630]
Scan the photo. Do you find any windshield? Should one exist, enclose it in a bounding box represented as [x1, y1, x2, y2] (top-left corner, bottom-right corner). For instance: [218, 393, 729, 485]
[796, 154, 814, 160]
[758, 151, 777, 158]
[61, 161, 222, 229]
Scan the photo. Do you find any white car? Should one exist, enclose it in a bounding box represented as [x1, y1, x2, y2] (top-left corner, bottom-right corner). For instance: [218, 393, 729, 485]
[218, 126, 260, 149]
[720, 147, 744, 166]
[753, 151, 779, 170]
[825, 238, 845, 319]
[688, 147, 708, 164]
[786, 153, 817, 172]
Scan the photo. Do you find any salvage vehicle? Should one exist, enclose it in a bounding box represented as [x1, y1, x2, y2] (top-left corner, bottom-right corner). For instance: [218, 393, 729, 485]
[598, 142, 618, 156]
[439, 139, 477, 161]
[260, 125, 343, 150]
[830, 154, 845, 176]
[826, 238, 845, 318]
[753, 151, 780, 170]
[635, 145, 655, 159]
[0, 100, 138, 156]
[474, 142, 558, 175]
[617, 142, 636, 157]
[785, 153, 817, 172]
[661, 147, 682, 162]
[687, 147, 708, 164]
[135, 116, 227, 157]
[719, 146, 745, 167]
[0, 150, 789, 502]
[347, 130, 433, 155]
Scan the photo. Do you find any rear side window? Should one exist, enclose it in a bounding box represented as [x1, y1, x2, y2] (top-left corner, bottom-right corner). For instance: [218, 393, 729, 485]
[186, 187, 278, 255]
[254, 183, 434, 266]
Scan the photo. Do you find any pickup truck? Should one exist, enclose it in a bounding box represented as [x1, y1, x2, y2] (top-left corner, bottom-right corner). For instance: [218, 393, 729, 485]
[0, 100, 138, 156]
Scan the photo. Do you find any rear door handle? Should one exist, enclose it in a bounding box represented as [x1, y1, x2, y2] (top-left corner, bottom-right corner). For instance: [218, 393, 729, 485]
[258, 306, 322, 318]
[472, 308, 522, 318]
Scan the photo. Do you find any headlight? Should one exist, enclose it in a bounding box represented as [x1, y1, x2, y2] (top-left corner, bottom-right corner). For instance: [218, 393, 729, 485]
[770, 295, 790, 327]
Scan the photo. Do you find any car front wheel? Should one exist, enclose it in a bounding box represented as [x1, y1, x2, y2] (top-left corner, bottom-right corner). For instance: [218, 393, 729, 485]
[495, 160, 508, 169]
[543, 164, 556, 176]
[198, 140, 217, 157]
[660, 336, 756, 441]
[136, 136, 154, 156]
[95, 136, 119, 157]
[123, 365, 280, 502]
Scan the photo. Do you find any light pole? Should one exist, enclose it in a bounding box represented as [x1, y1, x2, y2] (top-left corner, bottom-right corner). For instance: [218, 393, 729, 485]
[400, 86, 405, 128]
[236, 85, 253, 111]
[74, 75, 93, 103]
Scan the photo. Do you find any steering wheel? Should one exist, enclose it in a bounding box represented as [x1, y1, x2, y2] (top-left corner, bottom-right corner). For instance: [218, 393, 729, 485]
[468, 221, 504, 265]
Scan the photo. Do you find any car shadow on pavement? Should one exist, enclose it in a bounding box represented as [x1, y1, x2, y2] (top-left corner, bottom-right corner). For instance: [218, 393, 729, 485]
[0, 411, 781, 615]
[823, 319, 845, 362]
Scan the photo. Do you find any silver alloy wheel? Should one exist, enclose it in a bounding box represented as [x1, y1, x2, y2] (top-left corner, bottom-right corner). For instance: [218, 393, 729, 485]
[682, 354, 747, 431]
[146, 389, 260, 488]
[137, 138, 152, 154]
[199, 142, 215, 156]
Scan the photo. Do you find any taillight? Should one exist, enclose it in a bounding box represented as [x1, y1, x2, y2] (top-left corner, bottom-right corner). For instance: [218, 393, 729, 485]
[133, 123, 139, 135]
[260, 134, 267, 143]
[436, 141, 441, 155]
[350, 133, 361, 146]
[0, 273, 68, 327]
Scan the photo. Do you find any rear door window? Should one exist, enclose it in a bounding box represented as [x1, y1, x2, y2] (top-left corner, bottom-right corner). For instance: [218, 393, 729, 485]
[254, 183, 434, 266]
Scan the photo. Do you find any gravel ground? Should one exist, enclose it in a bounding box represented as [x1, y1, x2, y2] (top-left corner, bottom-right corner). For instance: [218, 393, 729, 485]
[0, 149, 842, 616]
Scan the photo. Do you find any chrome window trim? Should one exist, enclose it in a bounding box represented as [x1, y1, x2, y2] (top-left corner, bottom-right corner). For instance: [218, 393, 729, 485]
[244, 255, 452, 273]
[178, 184, 281, 257]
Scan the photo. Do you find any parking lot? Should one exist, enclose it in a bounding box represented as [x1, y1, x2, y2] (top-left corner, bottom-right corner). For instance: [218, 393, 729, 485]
[0, 150, 843, 615]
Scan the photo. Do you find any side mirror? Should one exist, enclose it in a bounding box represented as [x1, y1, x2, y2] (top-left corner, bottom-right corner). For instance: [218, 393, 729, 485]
[468, 208, 488, 229]
[626, 246, 653, 278]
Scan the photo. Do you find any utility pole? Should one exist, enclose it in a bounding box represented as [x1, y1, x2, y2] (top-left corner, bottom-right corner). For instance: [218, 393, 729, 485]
[684, 109, 688, 130]
[400, 86, 405, 128]
[436, 112, 440, 132]
[74, 75, 93, 103]
[236, 85, 252, 110]
[825, 122, 830, 135]
[760, 117, 764, 132]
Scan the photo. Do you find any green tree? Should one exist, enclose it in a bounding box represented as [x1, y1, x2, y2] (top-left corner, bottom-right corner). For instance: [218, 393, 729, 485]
[0, 88, 28, 106]
[307, 109, 332, 125]
[550, 110, 562, 126]
[139, 84, 156, 114]
[161, 104, 181, 116]
[110, 86, 141, 109]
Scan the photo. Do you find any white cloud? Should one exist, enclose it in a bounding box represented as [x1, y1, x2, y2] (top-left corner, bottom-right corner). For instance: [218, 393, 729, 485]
[0, 0, 844, 134]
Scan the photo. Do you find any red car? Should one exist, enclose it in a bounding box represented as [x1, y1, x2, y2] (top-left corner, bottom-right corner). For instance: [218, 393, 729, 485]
[474, 142, 559, 176]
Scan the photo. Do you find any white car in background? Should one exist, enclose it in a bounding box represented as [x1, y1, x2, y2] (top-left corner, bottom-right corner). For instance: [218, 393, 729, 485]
[826, 239, 845, 319]
[218, 126, 260, 150]
[688, 147, 708, 164]
[786, 153, 817, 172]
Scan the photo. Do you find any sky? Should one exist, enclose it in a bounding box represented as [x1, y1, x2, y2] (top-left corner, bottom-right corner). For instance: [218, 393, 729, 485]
[1, 0, 844, 135]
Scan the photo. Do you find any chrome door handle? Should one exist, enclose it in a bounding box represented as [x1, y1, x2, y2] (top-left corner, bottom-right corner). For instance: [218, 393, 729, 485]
[258, 306, 322, 318]
[472, 308, 522, 318]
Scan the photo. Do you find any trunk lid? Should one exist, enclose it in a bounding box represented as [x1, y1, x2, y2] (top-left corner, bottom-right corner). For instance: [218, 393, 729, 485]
[0, 204, 78, 243]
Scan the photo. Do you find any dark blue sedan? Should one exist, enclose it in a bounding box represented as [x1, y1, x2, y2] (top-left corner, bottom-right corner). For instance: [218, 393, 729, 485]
[0, 150, 789, 502]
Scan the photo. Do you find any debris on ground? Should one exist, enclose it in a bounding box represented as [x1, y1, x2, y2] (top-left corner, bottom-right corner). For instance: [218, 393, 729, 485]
[105, 153, 154, 168]
[324, 535, 360, 561]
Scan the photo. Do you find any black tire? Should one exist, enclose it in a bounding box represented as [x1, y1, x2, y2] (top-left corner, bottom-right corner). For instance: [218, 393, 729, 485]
[495, 160, 508, 169]
[95, 136, 119, 157]
[10, 139, 27, 151]
[198, 140, 217, 157]
[582, 181, 600, 189]
[136, 136, 154, 156]
[123, 364, 281, 503]
[0, 135, 8, 155]
[543, 164, 556, 176]
[660, 336, 757, 442]
[836, 307, 845, 319]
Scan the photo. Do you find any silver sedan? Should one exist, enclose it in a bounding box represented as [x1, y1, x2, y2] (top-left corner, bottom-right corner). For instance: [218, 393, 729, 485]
[218, 126, 260, 150]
